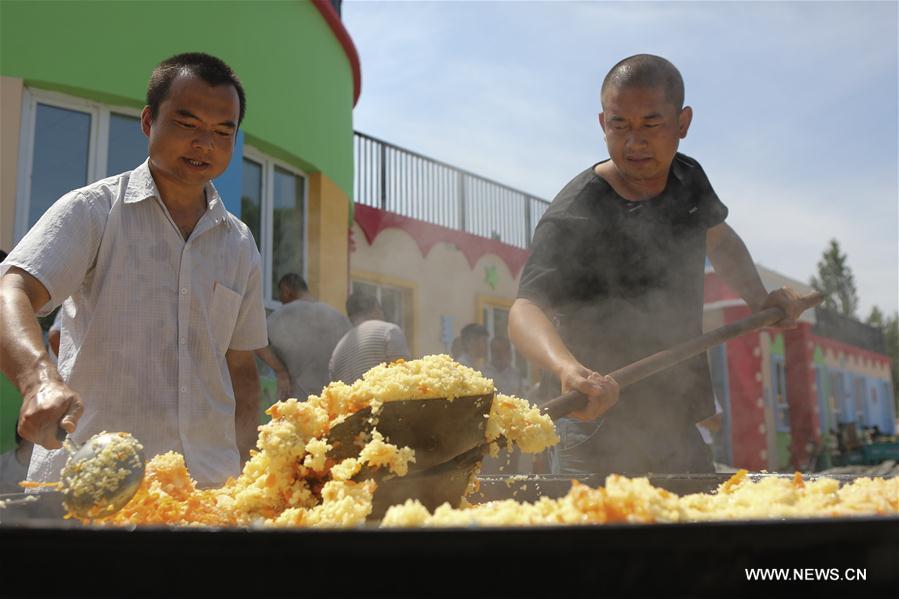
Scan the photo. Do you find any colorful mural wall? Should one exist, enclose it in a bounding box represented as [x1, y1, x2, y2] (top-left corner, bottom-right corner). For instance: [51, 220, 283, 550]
[703, 268, 895, 471]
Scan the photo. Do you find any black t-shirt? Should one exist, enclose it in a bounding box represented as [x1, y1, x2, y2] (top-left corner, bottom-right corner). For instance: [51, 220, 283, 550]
[518, 153, 728, 429]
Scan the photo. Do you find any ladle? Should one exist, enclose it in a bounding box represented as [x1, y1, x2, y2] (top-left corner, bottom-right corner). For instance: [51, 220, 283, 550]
[0, 429, 145, 519]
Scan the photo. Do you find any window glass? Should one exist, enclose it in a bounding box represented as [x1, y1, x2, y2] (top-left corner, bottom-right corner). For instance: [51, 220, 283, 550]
[831, 372, 846, 423]
[854, 377, 866, 425]
[29, 103, 91, 227]
[240, 158, 262, 251]
[271, 167, 305, 301]
[773, 359, 789, 431]
[352, 280, 378, 299]
[379, 286, 403, 327]
[107, 113, 147, 175]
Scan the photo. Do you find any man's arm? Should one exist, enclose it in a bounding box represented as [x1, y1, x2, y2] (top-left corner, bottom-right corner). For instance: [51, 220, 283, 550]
[254, 345, 290, 401]
[706, 223, 806, 326]
[0, 267, 83, 449]
[226, 349, 261, 465]
[508, 298, 618, 420]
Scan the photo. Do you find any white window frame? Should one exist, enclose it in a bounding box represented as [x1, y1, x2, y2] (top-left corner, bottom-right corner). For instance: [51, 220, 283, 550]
[15, 87, 142, 243]
[242, 145, 309, 310]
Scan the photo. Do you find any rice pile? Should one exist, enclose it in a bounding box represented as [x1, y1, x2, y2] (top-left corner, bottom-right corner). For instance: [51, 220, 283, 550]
[381, 470, 899, 527]
[89, 355, 558, 527]
[83, 354, 897, 528]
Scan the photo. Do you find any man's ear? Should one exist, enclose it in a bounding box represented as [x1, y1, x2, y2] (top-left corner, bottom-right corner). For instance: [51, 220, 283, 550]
[140, 106, 153, 138]
[598, 111, 607, 133]
[678, 106, 693, 139]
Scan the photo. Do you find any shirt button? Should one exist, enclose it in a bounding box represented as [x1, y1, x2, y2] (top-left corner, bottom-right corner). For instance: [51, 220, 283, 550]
[180, 288, 188, 295]
[180, 386, 187, 393]
[180, 337, 187, 345]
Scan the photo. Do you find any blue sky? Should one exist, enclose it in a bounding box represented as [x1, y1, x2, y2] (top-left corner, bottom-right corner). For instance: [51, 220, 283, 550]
[342, 0, 898, 317]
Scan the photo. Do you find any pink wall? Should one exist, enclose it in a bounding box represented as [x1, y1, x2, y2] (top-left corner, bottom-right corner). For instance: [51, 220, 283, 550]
[724, 305, 767, 470]
[784, 323, 819, 468]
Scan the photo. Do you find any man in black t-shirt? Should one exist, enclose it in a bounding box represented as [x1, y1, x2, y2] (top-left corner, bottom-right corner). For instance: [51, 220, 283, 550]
[510, 54, 806, 475]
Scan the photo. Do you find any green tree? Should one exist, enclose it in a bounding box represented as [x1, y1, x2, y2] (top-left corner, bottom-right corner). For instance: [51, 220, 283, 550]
[809, 239, 859, 317]
[866, 305, 884, 328]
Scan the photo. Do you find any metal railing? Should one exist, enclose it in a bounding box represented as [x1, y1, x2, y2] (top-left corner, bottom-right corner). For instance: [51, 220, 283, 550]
[813, 307, 886, 354]
[354, 132, 550, 248]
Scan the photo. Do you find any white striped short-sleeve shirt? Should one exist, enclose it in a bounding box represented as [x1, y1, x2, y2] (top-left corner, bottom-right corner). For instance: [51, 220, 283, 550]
[329, 320, 411, 385]
[2, 160, 268, 487]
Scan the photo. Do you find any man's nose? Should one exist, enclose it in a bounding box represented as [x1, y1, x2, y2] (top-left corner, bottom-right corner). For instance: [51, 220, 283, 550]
[624, 130, 647, 148]
[192, 130, 214, 151]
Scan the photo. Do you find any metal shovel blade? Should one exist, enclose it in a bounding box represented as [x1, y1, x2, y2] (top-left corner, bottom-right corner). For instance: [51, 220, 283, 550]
[367, 460, 481, 520]
[327, 394, 494, 473]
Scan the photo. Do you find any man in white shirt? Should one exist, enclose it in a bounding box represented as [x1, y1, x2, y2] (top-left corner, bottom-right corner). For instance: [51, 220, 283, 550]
[330, 291, 411, 385]
[0, 53, 268, 488]
[256, 274, 350, 399]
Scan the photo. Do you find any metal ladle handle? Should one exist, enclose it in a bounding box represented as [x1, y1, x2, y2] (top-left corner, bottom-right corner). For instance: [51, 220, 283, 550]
[55, 426, 81, 454]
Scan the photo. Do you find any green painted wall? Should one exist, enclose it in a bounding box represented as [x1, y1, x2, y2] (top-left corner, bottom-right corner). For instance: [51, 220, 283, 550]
[812, 346, 826, 365]
[0, 0, 355, 198]
[776, 431, 792, 470]
[770, 333, 785, 356]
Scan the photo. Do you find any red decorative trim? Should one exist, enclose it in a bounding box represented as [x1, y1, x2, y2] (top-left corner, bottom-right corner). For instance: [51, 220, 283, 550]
[354, 203, 530, 278]
[312, 0, 362, 106]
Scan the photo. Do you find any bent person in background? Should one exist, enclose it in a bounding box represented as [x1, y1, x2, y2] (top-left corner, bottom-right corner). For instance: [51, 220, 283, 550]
[329, 291, 411, 385]
[256, 274, 350, 400]
[0, 53, 267, 490]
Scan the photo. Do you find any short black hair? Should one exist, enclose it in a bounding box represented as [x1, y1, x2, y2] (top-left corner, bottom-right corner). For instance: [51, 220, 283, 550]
[278, 273, 308, 293]
[346, 291, 379, 320]
[146, 52, 246, 125]
[601, 54, 685, 110]
[460, 323, 488, 343]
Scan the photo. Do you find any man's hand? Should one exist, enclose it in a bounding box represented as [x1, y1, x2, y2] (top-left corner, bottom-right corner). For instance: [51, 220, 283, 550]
[2, 266, 83, 449]
[275, 370, 291, 401]
[760, 287, 806, 328]
[18, 379, 84, 450]
[558, 361, 619, 421]
[227, 349, 261, 465]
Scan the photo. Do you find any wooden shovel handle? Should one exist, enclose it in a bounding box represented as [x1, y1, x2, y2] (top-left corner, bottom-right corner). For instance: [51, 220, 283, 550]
[541, 291, 824, 421]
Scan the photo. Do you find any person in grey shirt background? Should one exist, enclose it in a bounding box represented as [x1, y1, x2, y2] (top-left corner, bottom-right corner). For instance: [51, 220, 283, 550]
[329, 291, 411, 385]
[256, 274, 350, 399]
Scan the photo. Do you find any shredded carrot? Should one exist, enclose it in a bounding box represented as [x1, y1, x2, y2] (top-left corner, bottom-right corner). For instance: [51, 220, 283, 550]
[19, 481, 61, 489]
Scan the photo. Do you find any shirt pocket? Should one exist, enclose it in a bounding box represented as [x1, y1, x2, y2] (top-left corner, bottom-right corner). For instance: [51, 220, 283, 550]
[209, 282, 242, 354]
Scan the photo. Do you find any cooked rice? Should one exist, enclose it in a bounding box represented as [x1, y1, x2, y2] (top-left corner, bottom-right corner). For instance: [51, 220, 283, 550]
[381, 470, 899, 527]
[85, 354, 895, 528]
[90, 355, 556, 527]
